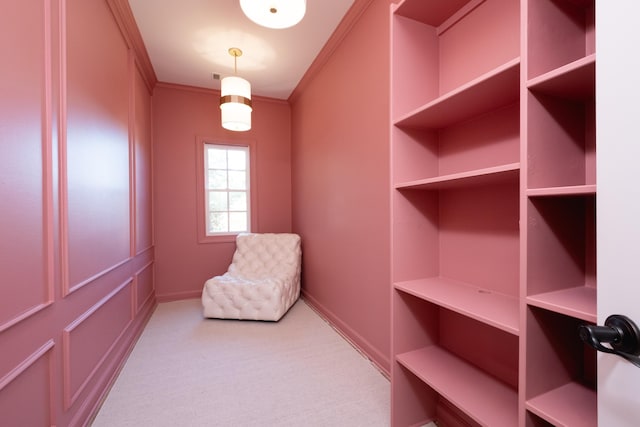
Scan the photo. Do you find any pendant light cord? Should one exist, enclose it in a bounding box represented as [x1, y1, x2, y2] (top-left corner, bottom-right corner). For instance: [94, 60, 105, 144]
[228, 47, 242, 76]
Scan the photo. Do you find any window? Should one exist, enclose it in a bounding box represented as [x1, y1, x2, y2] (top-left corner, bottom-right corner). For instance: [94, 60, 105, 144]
[204, 143, 251, 235]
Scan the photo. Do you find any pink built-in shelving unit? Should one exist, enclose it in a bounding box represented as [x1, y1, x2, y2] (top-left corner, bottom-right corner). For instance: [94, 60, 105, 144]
[390, 0, 596, 426]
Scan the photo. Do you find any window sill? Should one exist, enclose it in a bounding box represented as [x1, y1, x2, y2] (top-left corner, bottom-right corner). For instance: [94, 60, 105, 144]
[198, 234, 239, 244]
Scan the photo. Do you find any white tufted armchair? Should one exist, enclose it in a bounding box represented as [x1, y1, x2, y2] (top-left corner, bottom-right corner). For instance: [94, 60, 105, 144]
[202, 233, 302, 321]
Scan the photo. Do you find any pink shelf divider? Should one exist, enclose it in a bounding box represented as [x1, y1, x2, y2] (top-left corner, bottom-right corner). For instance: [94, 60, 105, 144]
[527, 54, 595, 100]
[526, 184, 596, 197]
[526, 382, 597, 427]
[395, 162, 520, 191]
[397, 346, 519, 427]
[527, 286, 596, 323]
[394, 277, 519, 335]
[394, 58, 520, 129]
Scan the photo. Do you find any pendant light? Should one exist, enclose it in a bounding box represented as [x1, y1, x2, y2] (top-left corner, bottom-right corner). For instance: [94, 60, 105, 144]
[220, 48, 252, 132]
[240, 0, 306, 29]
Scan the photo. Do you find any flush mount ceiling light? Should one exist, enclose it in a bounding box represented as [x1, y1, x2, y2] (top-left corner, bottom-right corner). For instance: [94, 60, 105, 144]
[220, 48, 252, 132]
[240, 0, 306, 29]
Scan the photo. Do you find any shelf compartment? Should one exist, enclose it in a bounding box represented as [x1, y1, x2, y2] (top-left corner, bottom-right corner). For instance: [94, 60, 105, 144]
[393, 181, 519, 297]
[391, 0, 519, 120]
[395, 163, 519, 191]
[397, 345, 518, 427]
[527, 91, 595, 189]
[526, 195, 596, 299]
[527, 286, 596, 323]
[393, 292, 519, 391]
[527, 54, 595, 100]
[395, 277, 519, 335]
[527, 0, 595, 80]
[526, 382, 597, 427]
[392, 102, 519, 185]
[394, 58, 520, 129]
[525, 307, 597, 426]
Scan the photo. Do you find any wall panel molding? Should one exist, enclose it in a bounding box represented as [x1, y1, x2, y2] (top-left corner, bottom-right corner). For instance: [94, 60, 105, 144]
[42, 0, 56, 312]
[134, 260, 154, 313]
[61, 0, 133, 295]
[62, 279, 133, 409]
[0, 340, 54, 391]
[1, 0, 156, 424]
[70, 292, 156, 426]
[134, 62, 154, 255]
[0, 303, 52, 334]
[105, 0, 157, 90]
[0, 340, 55, 426]
[0, 0, 56, 332]
[67, 257, 132, 295]
[58, 0, 71, 297]
[129, 50, 137, 259]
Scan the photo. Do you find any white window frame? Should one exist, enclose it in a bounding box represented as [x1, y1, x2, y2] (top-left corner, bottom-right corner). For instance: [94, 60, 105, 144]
[204, 143, 251, 236]
[196, 137, 257, 244]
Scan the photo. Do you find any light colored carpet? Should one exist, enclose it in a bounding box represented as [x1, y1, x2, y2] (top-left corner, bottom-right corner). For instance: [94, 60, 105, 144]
[91, 298, 391, 426]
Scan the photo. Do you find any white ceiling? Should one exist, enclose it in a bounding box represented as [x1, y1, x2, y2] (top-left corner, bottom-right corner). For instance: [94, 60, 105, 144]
[128, 0, 356, 100]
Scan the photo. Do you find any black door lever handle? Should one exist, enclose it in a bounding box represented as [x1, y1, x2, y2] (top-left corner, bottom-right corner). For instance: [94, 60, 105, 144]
[579, 314, 640, 368]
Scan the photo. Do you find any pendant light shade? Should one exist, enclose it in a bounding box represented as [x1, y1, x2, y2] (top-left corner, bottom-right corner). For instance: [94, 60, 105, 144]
[220, 48, 252, 132]
[221, 76, 252, 131]
[240, 0, 306, 29]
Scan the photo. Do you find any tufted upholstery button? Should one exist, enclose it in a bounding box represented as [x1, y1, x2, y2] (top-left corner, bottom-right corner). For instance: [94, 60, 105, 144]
[201, 233, 302, 321]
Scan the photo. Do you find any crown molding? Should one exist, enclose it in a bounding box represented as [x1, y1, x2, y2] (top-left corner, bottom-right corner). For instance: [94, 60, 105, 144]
[106, 0, 158, 91]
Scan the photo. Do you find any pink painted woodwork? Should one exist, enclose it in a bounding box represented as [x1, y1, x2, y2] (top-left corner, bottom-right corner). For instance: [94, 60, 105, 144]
[527, 0, 595, 80]
[0, 0, 156, 425]
[391, 0, 597, 425]
[64, 0, 132, 293]
[0, 342, 54, 426]
[134, 67, 154, 254]
[524, 0, 597, 424]
[0, 0, 52, 332]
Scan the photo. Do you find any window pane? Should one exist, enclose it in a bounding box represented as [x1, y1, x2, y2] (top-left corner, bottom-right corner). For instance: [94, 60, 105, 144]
[209, 191, 227, 212]
[203, 143, 251, 237]
[209, 212, 228, 233]
[228, 150, 246, 170]
[208, 170, 227, 189]
[228, 171, 246, 190]
[207, 148, 227, 169]
[229, 212, 247, 232]
[229, 192, 246, 211]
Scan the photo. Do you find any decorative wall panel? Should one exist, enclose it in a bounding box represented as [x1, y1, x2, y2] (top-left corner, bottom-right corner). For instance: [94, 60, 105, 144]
[0, 0, 156, 424]
[0, 0, 53, 330]
[134, 65, 153, 254]
[63, 0, 131, 293]
[0, 341, 54, 426]
[63, 280, 133, 408]
[136, 261, 154, 313]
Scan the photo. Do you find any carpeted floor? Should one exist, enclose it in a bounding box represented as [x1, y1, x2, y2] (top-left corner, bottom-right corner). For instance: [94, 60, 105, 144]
[91, 298, 391, 426]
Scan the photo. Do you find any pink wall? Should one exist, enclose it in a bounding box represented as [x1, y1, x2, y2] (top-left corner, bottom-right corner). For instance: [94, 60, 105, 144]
[152, 84, 292, 300]
[290, 0, 393, 373]
[0, 0, 155, 425]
